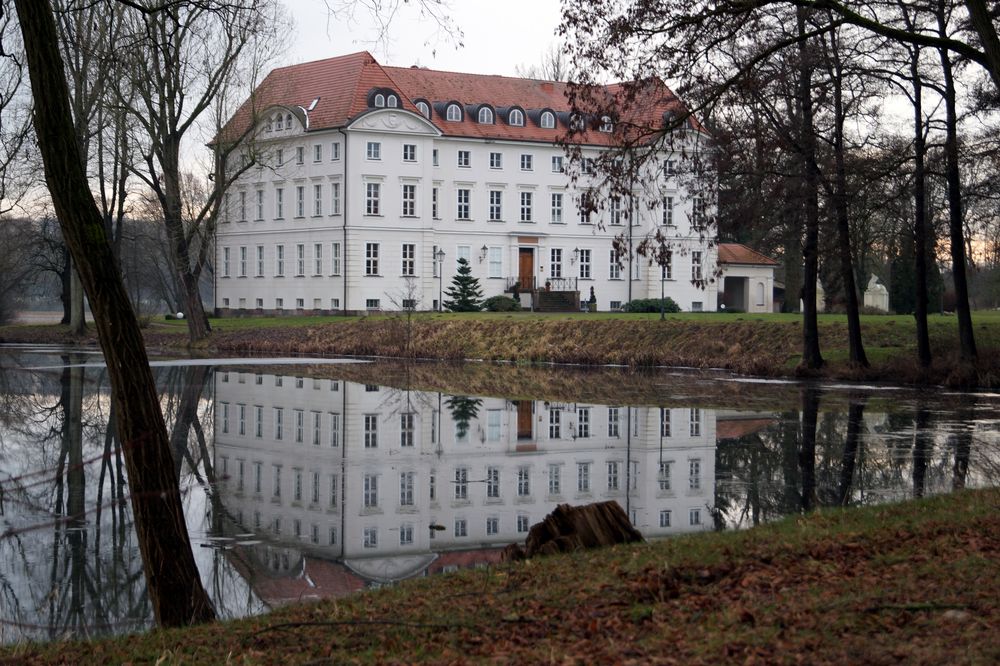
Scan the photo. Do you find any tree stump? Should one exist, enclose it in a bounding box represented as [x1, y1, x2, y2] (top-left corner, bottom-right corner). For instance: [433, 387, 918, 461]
[501, 501, 643, 562]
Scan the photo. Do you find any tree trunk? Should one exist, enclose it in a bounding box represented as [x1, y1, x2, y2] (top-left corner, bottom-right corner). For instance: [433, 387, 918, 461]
[836, 400, 865, 506]
[938, 5, 978, 362]
[69, 261, 85, 335]
[16, 0, 215, 628]
[910, 39, 932, 368]
[797, 8, 824, 369]
[965, 0, 1000, 94]
[799, 385, 820, 512]
[912, 406, 931, 498]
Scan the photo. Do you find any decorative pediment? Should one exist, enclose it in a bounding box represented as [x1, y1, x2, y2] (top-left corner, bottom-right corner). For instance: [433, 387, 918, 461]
[348, 108, 441, 136]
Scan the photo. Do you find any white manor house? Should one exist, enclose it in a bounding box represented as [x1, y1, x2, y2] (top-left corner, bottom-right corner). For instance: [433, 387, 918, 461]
[216, 51, 732, 314]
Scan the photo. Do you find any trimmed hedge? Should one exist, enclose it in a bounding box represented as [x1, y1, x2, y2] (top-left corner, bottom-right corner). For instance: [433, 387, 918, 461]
[623, 297, 681, 313]
[482, 295, 522, 312]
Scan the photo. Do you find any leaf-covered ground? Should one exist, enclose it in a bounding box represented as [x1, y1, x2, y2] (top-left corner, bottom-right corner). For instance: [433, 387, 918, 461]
[4, 489, 997, 664]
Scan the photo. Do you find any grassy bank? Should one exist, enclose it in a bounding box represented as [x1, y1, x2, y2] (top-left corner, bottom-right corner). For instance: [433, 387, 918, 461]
[4, 311, 1000, 386]
[4, 488, 997, 664]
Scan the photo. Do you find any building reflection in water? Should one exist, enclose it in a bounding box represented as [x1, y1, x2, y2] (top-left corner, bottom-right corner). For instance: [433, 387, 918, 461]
[212, 371, 722, 604]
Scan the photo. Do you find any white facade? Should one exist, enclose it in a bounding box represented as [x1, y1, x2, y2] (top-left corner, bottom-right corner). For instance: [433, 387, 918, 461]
[213, 371, 717, 583]
[216, 63, 719, 314]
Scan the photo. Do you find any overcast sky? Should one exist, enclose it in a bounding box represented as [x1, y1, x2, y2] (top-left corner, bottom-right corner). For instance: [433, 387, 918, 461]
[280, 0, 565, 76]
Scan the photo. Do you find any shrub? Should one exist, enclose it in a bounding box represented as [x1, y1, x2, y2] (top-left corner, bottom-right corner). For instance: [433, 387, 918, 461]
[482, 295, 521, 312]
[623, 297, 680, 313]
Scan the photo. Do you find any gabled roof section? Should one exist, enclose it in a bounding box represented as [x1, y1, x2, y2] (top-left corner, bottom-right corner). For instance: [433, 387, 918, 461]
[220, 52, 705, 145]
[717, 243, 778, 266]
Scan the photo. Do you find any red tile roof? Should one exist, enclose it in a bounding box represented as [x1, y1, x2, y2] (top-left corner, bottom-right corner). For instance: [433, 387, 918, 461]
[716, 417, 777, 440]
[221, 51, 704, 145]
[717, 243, 779, 266]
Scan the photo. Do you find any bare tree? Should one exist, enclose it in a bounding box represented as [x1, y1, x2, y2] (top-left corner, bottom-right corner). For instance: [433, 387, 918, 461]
[515, 43, 571, 81]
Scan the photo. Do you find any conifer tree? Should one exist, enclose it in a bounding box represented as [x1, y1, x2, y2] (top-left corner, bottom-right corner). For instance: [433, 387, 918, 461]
[443, 257, 483, 312]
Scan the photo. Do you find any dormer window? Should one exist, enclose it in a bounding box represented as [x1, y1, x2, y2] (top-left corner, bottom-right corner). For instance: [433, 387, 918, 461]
[509, 108, 524, 126]
[478, 107, 494, 124]
[275, 114, 283, 131]
[285, 113, 293, 129]
[569, 113, 585, 131]
[599, 116, 613, 132]
[446, 103, 462, 122]
[265, 117, 273, 132]
[416, 101, 430, 118]
[387, 94, 399, 108]
[540, 111, 555, 129]
[374, 93, 385, 108]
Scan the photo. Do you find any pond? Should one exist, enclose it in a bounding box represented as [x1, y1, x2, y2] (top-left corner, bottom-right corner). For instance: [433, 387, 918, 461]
[1, 345, 997, 644]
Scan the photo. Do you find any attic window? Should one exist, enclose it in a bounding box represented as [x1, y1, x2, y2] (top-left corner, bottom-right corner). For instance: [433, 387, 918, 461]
[285, 113, 293, 129]
[478, 107, 494, 124]
[416, 101, 430, 118]
[540, 111, 555, 129]
[509, 109, 524, 126]
[569, 114, 585, 131]
[274, 114, 283, 131]
[446, 104, 462, 122]
[374, 93, 385, 108]
[387, 94, 399, 108]
[599, 116, 613, 132]
[265, 117, 273, 132]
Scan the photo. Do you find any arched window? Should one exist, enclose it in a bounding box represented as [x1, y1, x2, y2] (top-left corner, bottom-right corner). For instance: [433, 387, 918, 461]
[274, 114, 283, 131]
[599, 116, 613, 132]
[416, 101, 430, 118]
[446, 104, 462, 122]
[387, 95, 398, 108]
[374, 93, 385, 108]
[756, 282, 766, 307]
[540, 111, 555, 129]
[569, 114, 585, 131]
[284, 113, 293, 129]
[265, 116, 273, 132]
[478, 107, 494, 124]
[509, 108, 524, 126]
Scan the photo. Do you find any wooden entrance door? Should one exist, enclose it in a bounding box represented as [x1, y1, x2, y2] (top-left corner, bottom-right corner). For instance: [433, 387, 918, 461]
[518, 248, 534, 291]
[516, 400, 533, 440]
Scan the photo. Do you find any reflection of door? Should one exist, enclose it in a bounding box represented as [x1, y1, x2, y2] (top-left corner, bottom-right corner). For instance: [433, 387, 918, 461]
[516, 400, 533, 440]
[518, 248, 534, 291]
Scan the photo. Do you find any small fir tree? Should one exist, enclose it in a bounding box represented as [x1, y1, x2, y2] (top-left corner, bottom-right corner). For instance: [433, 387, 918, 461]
[443, 257, 483, 312]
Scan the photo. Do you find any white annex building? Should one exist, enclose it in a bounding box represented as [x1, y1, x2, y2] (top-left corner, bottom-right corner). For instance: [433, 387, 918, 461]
[216, 51, 721, 314]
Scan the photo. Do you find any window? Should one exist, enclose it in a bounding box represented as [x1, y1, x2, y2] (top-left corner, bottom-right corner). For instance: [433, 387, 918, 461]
[330, 182, 341, 215]
[366, 141, 381, 160]
[577, 407, 591, 438]
[387, 94, 398, 108]
[661, 252, 673, 280]
[330, 242, 341, 275]
[293, 469, 303, 502]
[457, 245, 471, 266]
[489, 151, 502, 169]
[255, 189, 264, 220]
[599, 115, 613, 132]
[665, 159, 676, 176]
[312, 184, 322, 216]
[609, 198, 623, 226]
[488, 247, 502, 278]
[222, 247, 230, 277]
[662, 196, 674, 226]
[548, 464, 561, 495]
[456, 189, 471, 220]
[238, 404, 246, 435]
[455, 519, 468, 537]
[509, 108, 524, 126]
[294, 409, 304, 442]
[517, 466, 530, 496]
[691, 251, 703, 281]
[403, 143, 416, 162]
[254, 406, 263, 437]
[329, 474, 338, 507]
[519, 191, 533, 222]
[253, 462, 262, 494]
[660, 510, 672, 528]
[547, 194, 563, 225]
[551, 155, 563, 172]
[365, 182, 380, 215]
[363, 527, 377, 548]
[478, 107, 494, 124]
[489, 190, 503, 221]
[402, 184, 416, 217]
[577, 462, 591, 492]
[296, 244, 305, 276]
[578, 249, 591, 279]
[486, 517, 499, 536]
[607, 461, 621, 491]
[689, 459, 701, 490]
[238, 191, 247, 222]
[364, 414, 378, 448]
[273, 407, 284, 440]
[520, 154, 533, 171]
[237, 460, 244, 491]
[401, 243, 416, 276]
[658, 461, 672, 491]
[546, 409, 561, 439]
[374, 93, 385, 107]
[314, 243, 323, 275]
[416, 101, 430, 117]
[541, 111, 555, 128]
[457, 150, 471, 168]
[692, 195, 707, 229]
[433, 149, 439, 166]
[689, 509, 701, 526]
[275, 187, 284, 218]
[329, 412, 340, 447]
[486, 409, 501, 440]
[517, 515, 530, 533]
[660, 408, 671, 437]
[400, 413, 415, 447]
[254, 245, 264, 277]
[366, 298, 380, 309]
[609, 250, 621, 280]
[455, 467, 469, 500]
[311, 411, 322, 445]
[608, 407, 620, 437]
[431, 187, 439, 218]
[579, 192, 592, 224]
[276, 148, 283, 166]
[295, 146, 304, 165]
[581, 157, 595, 174]
[446, 104, 462, 121]
[690, 408, 702, 436]
[313, 144, 322, 162]
[400, 524, 413, 545]
[272, 465, 282, 497]
[487, 467, 500, 498]
[550, 248, 562, 278]
[295, 186, 304, 217]
[220, 402, 229, 433]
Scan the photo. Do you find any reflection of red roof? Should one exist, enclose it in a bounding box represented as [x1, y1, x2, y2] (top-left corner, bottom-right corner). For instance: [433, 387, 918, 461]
[228, 550, 364, 607]
[717, 418, 776, 440]
[717, 244, 778, 266]
[427, 548, 504, 574]
[222, 51, 704, 145]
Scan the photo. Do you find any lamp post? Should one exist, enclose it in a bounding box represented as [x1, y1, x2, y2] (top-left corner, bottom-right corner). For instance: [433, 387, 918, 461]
[435, 248, 445, 311]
